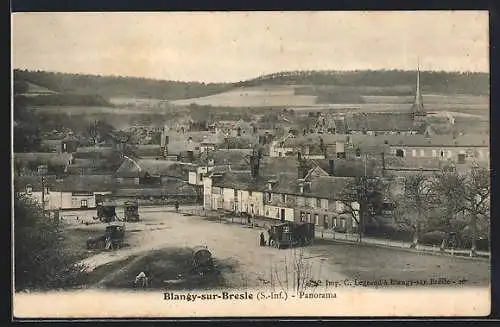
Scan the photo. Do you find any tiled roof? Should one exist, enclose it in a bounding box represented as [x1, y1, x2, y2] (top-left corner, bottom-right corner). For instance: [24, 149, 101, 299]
[198, 149, 252, 170]
[114, 183, 197, 197]
[276, 133, 489, 148]
[14, 175, 116, 192]
[346, 113, 416, 132]
[14, 153, 72, 167]
[116, 159, 191, 177]
[212, 171, 269, 191]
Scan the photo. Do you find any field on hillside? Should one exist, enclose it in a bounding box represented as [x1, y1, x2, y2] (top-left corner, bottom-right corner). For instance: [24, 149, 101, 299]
[170, 84, 489, 111]
[171, 85, 318, 107]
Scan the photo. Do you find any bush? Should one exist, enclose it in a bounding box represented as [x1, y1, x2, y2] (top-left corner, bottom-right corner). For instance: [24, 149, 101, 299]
[419, 231, 447, 246]
[14, 195, 88, 291]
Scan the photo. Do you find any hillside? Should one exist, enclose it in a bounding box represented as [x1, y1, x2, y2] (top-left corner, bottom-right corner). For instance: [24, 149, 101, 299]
[238, 70, 490, 96]
[14, 69, 489, 105]
[13, 70, 233, 102]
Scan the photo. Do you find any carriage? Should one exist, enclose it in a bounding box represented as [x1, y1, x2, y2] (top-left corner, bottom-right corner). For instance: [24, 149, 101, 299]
[267, 222, 315, 249]
[96, 202, 118, 223]
[86, 223, 126, 250]
[124, 200, 140, 222]
[192, 245, 214, 273]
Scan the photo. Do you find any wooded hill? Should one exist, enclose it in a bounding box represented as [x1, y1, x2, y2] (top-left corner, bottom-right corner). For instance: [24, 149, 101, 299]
[14, 69, 489, 104]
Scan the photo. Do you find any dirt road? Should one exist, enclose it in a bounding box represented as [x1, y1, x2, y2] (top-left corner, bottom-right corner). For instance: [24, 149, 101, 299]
[78, 209, 347, 289]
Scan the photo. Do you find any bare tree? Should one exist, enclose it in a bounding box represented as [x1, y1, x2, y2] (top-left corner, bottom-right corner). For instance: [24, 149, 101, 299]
[267, 247, 319, 295]
[432, 166, 490, 256]
[86, 120, 115, 145]
[338, 176, 386, 242]
[398, 173, 437, 248]
[458, 166, 490, 256]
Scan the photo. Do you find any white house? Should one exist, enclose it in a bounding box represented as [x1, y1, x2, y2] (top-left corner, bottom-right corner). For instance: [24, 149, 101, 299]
[15, 175, 114, 210]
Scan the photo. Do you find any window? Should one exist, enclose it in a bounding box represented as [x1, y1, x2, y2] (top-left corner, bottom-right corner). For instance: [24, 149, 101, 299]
[412, 149, 417, 157]
[395, 149, 404, 158]
[316, 198, 321, 208]
[314, 214, 319, 226]
[432, 150, 437, 157]
[281, 194, 286, 203]
[300, 211, 305, 222]
[335, 201, 344, 212]
[323, 215, 329, 228]
[321, 199, 329, 210]
[267, 193, 272, 202]
[306, 213, 311, 223]
[25, 185, 32, 195]
[340, 218, 346, 228]
[440, 150, 444, 158]
[333, 218, 337, 227]
[80, 200, 88, 208]
[457, 154, 466, 164]
[420, 149, 425, 157]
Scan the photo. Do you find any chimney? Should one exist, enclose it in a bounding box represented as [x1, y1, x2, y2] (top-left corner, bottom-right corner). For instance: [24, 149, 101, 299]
[187, 151, 194, 163]
[298, 160, 308, 179]
[304, 181, 311, 193]
[329, 159, 335, 176]
[250, 151, 261, 179]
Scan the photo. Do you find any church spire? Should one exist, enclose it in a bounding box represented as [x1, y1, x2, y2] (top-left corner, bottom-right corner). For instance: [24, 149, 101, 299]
[411, 58, 426, 117]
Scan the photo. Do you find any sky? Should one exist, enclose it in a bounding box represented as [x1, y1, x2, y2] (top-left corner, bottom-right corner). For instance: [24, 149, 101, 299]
[12, 11, 489, 83]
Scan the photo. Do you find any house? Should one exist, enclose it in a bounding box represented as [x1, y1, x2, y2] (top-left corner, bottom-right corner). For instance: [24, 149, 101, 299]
[115, 158, 192, 185]
[386, 134, 489, 164]
[41, 138, 79, 153]
[15, 175, 115, 210]
[204, 171, 267, 217]
[14, 152, 73, 176]
[201, 159, 365, 232]
[345, 113, 419, 136]
[199, 134, 222, 153]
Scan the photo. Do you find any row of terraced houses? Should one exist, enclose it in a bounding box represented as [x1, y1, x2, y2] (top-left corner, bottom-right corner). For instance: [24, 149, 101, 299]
[200, 162, 402, 233]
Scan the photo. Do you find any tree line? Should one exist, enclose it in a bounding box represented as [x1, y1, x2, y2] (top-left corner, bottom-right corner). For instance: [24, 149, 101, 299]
[14, 69, 233, 101]
[339, 166, 490, 255]
[14, 68, 489, 103]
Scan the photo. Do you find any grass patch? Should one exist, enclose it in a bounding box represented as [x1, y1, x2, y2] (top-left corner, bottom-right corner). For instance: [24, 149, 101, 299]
[86, 247, 238, 291]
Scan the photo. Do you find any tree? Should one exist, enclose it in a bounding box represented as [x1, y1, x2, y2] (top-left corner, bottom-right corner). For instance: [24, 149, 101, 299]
[110, 130, 138, 158]
[13, 99, 42, 152]
[432, 166, 490, 256]
[338, 176, 386, 241]
[14, 194, 87, 291]
[85, 120, 115, 145]
[432, 170, 468, 234]
[396, 173, 437, 248]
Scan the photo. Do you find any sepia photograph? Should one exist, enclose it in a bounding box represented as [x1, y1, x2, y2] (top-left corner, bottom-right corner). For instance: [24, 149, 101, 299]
[11, 11, 490, 318]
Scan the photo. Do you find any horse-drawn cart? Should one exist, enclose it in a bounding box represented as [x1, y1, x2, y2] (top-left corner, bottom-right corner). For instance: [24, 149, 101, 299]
[192, 245, 214, 274]
[267, 222, 315, 249]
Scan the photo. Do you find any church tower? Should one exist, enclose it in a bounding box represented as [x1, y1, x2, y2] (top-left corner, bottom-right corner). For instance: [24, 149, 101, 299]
[411, 61, 427, 122]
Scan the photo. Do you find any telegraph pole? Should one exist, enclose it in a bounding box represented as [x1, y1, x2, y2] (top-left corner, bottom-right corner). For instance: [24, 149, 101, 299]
[41, 175, 46, 213]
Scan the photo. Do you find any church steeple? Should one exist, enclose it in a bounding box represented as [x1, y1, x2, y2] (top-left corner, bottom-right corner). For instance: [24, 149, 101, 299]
[411, 59, 426, 119]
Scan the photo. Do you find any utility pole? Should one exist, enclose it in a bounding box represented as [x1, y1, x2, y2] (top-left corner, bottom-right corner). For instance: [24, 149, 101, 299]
[381, 151, 386, 176]
[41, 175, 46, 213]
